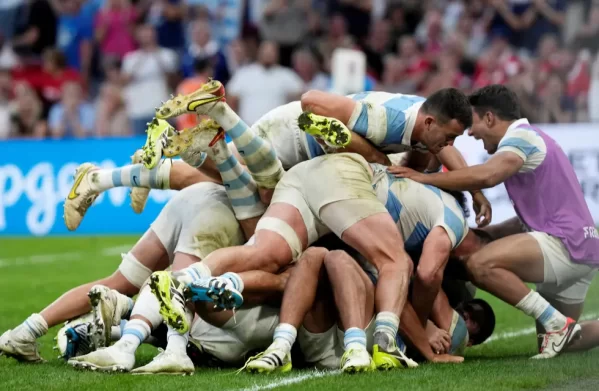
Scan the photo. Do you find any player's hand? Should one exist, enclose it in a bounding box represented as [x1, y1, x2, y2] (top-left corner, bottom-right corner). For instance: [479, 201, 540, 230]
[431, 354, 464, 364]
[428, 327, 451, 354]
[387, 166, 425, 182]
[472, 191, 492, 227]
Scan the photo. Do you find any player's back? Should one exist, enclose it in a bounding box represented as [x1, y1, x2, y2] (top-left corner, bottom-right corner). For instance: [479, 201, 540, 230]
[370, 164, 468, 252]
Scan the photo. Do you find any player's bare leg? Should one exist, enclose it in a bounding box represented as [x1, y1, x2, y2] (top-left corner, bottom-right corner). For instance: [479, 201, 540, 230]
[0, 231, 168, 362]
[244, 247, 329, 373]
[335, 212, 414, 370]
[465, 234, 580, 359]
[323, 250, 378, 373]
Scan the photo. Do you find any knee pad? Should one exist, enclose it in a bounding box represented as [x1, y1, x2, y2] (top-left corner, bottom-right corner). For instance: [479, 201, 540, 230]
[118, 252, 153, 289]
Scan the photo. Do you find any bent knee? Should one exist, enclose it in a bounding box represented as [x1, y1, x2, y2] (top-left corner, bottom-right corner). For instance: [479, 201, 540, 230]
[298, 247, 329, 267]
[104, 271, 140, 297]
[465, 254, 494, 281]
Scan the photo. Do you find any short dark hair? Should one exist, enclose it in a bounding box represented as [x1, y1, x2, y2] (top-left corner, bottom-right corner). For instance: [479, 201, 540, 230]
[468, 85, 521, 121]
[471, 228, 493, 244]
[421, 88, 473, 129]
[457, 298, 496, 345]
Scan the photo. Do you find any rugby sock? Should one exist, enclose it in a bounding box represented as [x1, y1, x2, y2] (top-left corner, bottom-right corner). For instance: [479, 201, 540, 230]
[207, 134, 266, 220]
[174, 262, 212, 285]
[344, 327, 367, 351]
[374, 312, 400, 342]
[516, 290, 567, 332]
[165, 327, 189, 354]
[130, 285, 163, 328]
[117, 319, 151, 354]
[210, 103, 284, 189]
[111, 320, 127, 341]
[13, 314, 48, 341]
[89, 160, 172, 192]
[272, 323, 297, 354]
[165, 308, 193, 354]
[221, 272, 244, 293]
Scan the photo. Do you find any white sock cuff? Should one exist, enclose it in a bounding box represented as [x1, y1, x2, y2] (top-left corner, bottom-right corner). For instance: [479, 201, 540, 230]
[157, 159, 172, 189]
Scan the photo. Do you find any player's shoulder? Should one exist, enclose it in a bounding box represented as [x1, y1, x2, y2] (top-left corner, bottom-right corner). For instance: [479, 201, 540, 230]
[498, 126, 547, 154]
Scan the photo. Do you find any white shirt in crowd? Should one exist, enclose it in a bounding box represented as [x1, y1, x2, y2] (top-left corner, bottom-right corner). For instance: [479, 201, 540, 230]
[227, 64, 304, 125]
[121, 48, 177, 119]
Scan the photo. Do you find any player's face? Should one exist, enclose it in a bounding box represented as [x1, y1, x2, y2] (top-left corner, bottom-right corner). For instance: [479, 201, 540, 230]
[468, 110, 498, 154]
[463, 310, 479, 347]
[423, 117, 465, 154]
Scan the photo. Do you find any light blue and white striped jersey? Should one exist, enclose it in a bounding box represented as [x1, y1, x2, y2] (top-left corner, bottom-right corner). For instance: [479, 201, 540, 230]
[370, 163, 469, 252]
[303, 91, 427, 159]
[496, 119, 547, 173]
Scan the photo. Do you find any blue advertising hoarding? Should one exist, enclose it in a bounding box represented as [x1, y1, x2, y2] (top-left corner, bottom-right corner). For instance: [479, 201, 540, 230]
[1, 137, 176, 236]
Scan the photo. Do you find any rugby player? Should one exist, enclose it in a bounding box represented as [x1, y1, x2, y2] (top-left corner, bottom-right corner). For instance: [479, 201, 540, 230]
[62, 81, 492, 232]
[0, 179, 246, 364]
[150, 145, 478, 370]
[389, 85, 599, 358]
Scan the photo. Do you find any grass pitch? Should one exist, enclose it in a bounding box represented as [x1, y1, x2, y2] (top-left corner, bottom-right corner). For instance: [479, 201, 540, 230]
[0, 236, 598, 391]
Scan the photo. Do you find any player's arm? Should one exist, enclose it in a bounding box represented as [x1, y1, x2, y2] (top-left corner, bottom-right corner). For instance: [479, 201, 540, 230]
[412, 227, 453, 326]
[400, 301, 463, 363]
[436, 146, 493, 226]
[337, 131, 391, 165]
[301, 90, 355, 124]
[389, 151, 524, 191]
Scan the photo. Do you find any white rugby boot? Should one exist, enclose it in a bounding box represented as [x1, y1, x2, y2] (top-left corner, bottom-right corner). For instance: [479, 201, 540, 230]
[243, 346, 292, 374]
[63, 163, 101, 231]
[341, 348, 375, 374]
[0, 329, 43, 363]
[532, 318, 581, 359]
[55, 313, 94, 360]
[68, 344, 135, 372]
[131, 349, 194, 375]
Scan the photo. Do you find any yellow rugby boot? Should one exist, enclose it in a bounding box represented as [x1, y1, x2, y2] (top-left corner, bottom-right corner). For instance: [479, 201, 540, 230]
[155, 79, 225, 120]
[297, 112, 352, 148]
[63, 163, 100, 231]
[149, 271, 190, 334]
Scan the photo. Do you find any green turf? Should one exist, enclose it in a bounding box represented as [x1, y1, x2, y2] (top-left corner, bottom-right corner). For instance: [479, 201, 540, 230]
[0, 236, 598, 391]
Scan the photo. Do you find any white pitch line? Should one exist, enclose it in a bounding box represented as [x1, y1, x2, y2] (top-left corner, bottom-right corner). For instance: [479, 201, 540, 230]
[0, 244, 134, 268]
[233, 370, 341, 391]
[485, 311, 599, 343]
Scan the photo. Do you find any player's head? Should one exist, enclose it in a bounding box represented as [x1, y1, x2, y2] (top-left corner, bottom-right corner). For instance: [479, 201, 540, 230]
[419, 88, 472, 154]
[456, 298, 496, 346]
[258, 41, 280, 68]
[468, 85, 521, 154]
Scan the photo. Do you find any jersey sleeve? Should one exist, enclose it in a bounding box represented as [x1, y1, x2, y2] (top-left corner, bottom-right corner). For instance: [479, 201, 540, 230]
[496, 129, 547, 172]
[424, 187, 468, 249]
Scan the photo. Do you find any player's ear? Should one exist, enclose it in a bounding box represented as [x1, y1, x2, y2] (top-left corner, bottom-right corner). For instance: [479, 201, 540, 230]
[485, 111, 494, 128]
[425, 115, 435, 129]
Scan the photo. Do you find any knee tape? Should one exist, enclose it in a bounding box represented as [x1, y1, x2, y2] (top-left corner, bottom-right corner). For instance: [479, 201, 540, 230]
[255, 217, 303, 259]
[118, 253, 153, 289]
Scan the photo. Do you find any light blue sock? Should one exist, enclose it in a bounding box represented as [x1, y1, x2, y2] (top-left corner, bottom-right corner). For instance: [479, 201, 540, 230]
[375, 312, 399, 339]
[344, 327, 367, 350]
[221, 272, 244, 292]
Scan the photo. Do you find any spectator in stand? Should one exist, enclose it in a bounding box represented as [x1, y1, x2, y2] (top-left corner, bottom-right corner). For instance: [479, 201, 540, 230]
[48, 81, 95, 138]
[227, 40, 304, 125]
[421, 52, 470, 96]
[332, 0, 372, 41]
[36, 48, 82, 113]
[393, 35, 430, 93]
[0, 69, 12, 139]
[537, 72, 575, 123]
[101, 56, 123, 86]
[415, 6, 445, 62]
[181, 19, 226, 80]
[121, 24, 177, 135]
[0, 0, 22, 41]
[387, 5, 410, 45]
[524, 0, 567, 54]
[95, 83, 131, 137]
[573, 3, 599, 53]
[362, 19, 392, 80]
[146, 0, 186, 52]
[318, 14, 355, 71]
[457, 1, 493, 60]
[94, 0, 138, 61]
[535, 34, 560, 90]
[488, 0, 536, 51]
[259, 0, 312, 68]
[55, 0, 93, 85]
[292, 48, 328, 91]
[10, 82, 46, 139]
[176, 57, 212, 130]
[13, 0, 57, 58]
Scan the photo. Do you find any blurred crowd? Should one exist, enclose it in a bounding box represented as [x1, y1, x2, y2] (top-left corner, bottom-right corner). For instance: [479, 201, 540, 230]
[0, 0, 598, 140]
